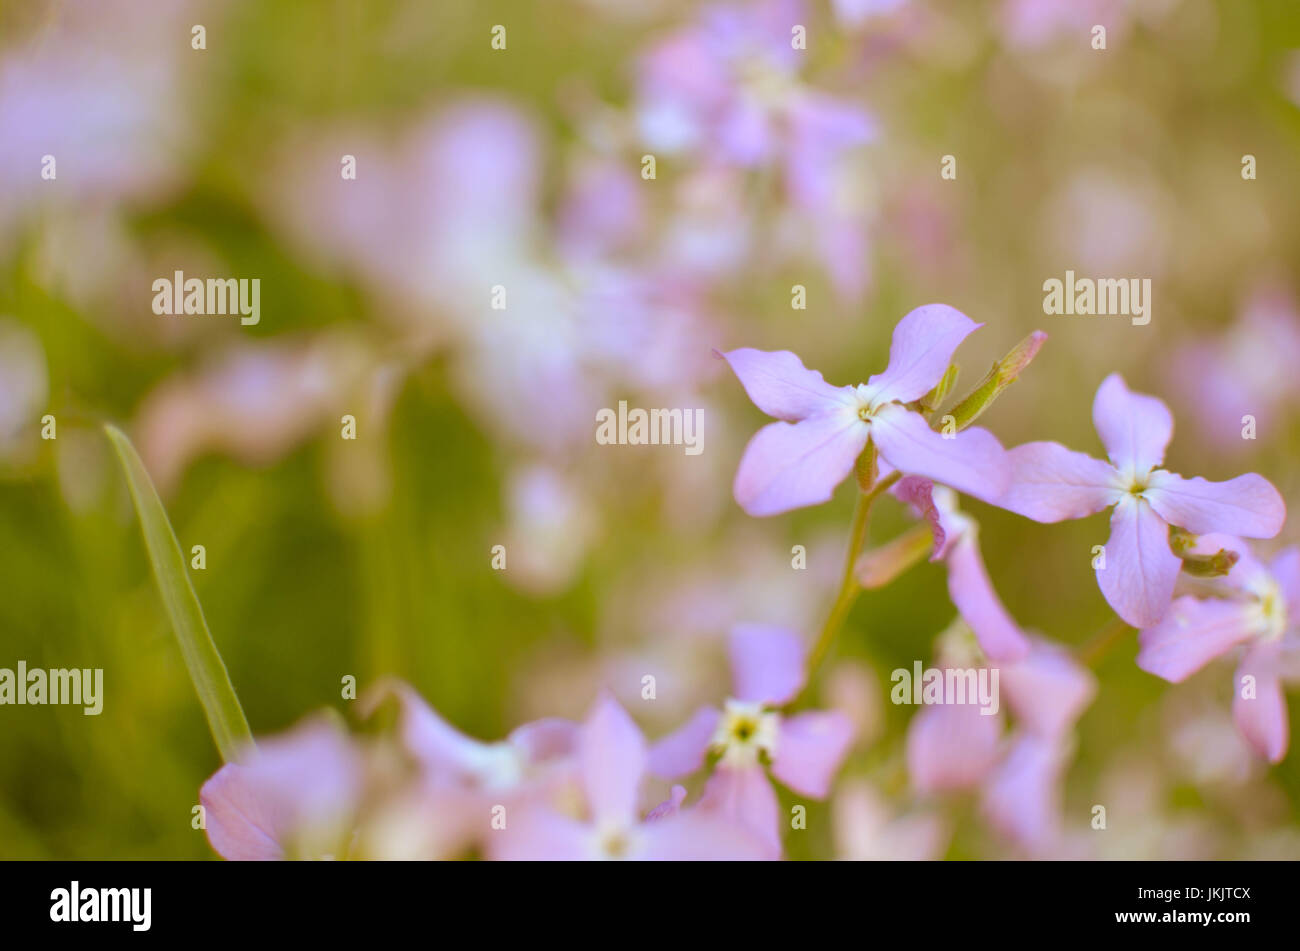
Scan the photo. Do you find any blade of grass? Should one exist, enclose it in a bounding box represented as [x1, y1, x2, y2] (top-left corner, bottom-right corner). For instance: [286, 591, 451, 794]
[104, 424, 253, 763]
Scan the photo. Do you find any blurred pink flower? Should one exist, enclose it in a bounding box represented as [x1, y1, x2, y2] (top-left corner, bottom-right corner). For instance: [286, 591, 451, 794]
[490, 693, 768, 860]
[904, 634, 1095, 855]
[649, 625, 856, 858]
[1165, 285, 1300, 452]
[200, 716, 364, 861]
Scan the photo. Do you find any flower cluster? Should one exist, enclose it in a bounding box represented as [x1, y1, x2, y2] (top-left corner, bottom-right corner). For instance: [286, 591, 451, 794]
[198, 303, 1292, 860]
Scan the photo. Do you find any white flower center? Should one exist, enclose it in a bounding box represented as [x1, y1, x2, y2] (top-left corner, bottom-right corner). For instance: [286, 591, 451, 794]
[465, 742, 526, 791]
[590, 819, 642, 860]
[711, 699, 780, 767]
[1248, 578, 1288, 642]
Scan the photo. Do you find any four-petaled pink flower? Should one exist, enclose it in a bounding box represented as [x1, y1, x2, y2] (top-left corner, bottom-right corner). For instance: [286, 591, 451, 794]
[1137, 534, 1299, 763]
[649, 625, 856, 858]
[490, 692, 769, 860]
[720, 304, 1009, 517]
[999, 374, 1286, 627]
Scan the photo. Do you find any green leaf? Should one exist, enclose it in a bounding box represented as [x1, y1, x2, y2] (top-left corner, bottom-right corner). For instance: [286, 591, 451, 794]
[104, 424, 254, 763]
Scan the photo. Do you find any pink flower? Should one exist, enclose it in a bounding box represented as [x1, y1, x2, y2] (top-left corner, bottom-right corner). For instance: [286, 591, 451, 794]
[649, 625, 856, 858]
[719, 304, 1009, 517]
[904, 636, 1095, 855]
[489, 693, 768, 860]
[1000, 374, 1286, 627]
[1137, 536, 1299, 763]
[200, 717, 364, 861]
[888, 476, 1030, 661]
[381, 681, 579, 794]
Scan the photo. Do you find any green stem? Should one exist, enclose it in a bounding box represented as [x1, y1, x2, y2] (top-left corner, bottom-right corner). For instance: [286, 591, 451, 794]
[1076, 615, 1132, 667]
[802, 471, 902, 686]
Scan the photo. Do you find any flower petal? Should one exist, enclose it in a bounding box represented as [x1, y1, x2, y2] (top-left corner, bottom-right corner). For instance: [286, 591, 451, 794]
[904, 701, 1002, 794]
[718, 348, 855, 421]
[1270, 546, 1300, 616]
[698, 765, 783, 859]
[729, 624, 808, 705]
[892, 475, 948, 557]
[639, 810, 771, 860]
[1232, 642, 1289, 763]
[998, 441, 1121, 523]
[647, 706, 721, 778]
[945, 535, 1031, 662]
[980, 733, 1064, 855]
[506, 717, 580, 767]
[1096, 497, 1182, 628]
[384, 681, 492, 780]
[1136, 596, 1258, 683]
[1000, 640, 1097, 737]
[771, 710, 856, 797]
[485, 806, 592, 861]
[1092, 373, 1173, 476]
[1144, 469, 1286, 539]
[200, 717, 362, 861]
[580, 692, 647, 827]
[870, 404, 1009, 502]
[733, 410, 869, 516]
[863, 304, 981, 404]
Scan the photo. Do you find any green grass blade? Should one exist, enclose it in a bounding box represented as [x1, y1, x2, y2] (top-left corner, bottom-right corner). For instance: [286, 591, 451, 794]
[104, 424, 253, 763]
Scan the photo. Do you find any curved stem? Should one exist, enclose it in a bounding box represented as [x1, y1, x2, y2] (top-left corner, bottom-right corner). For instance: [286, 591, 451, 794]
[1076, 614, 1132, 667]
[802, 471, 902, 688]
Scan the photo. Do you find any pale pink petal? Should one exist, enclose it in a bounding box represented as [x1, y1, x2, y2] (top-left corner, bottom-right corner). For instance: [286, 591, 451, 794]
[733, 411, 869, 516]
[1096, 497, 1182, 628]
[998, 441, 1120, 523]
[507, 717, 580, 766]
[1144, 469, 1285, 539]
[699, 765, 783, 859]
[1001, 640, 1097, 737]
[905, 701, 1002, 794]
[945, 535, 1031, 662]
[863, 304, 981, 404]
[980, 734, 1063, 854]
[1091, 373, 1173, 476]
[718, 348, 856, 421]
[870, 404, 1008, 502]
[771, 711, 856, 797]
[1270, 547, 1300, 615]
[200, 717, 361, 861]
[1232, 642, 1289, 763]
[1137, 596, 1258, 683]
[580, 693, 647, 827]
[386, 682, 491, 780]
[484, 806, 592, 861]
[200, 765, 286, 861]
[892, 475, 948, 557]
[639, 810, 771, 860]
[647, 706, 721, 778]
[729, 624, 808, 705]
